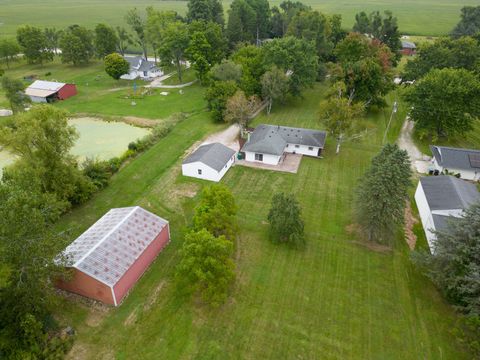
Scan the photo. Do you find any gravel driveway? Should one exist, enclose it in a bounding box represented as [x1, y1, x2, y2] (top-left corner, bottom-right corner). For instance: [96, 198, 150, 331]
[397, 119, 431, 173]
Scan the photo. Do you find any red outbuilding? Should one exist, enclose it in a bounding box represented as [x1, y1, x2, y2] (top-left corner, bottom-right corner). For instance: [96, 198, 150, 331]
[25, 80, 77, 103]
[57, 206, 170, 306]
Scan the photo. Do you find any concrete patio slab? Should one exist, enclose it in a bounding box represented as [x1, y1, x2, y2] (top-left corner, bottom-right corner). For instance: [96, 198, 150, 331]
[235, 153, 302, 173]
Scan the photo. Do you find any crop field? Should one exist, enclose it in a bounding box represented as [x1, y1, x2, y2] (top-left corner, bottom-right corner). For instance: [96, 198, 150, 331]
[53, 84, 474, 359]
[0, 0, 477, 37]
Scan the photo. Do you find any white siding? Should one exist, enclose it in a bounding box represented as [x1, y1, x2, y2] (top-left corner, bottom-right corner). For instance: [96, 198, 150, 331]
[432, 159, 479, 180]
[414, 182, 437, 254]
[284, 143, 320, 157]
[29, 95, 48, 103]
[182, 156, 235, 182]
[244, 151, 281, 165]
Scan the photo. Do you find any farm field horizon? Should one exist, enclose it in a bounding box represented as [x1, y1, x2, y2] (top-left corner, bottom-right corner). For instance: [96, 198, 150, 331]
[0, 0, 476, 37]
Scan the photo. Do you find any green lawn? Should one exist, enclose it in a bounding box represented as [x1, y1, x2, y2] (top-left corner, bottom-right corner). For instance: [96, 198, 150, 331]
[0, 59, 205, 119]
[0, 0, 475, 39]
[413, 121, 480, 155]
[54, 84, 473, 359]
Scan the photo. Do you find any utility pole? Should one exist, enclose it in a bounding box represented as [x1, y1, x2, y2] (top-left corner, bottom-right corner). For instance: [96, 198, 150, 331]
[383, 100, 398, 144]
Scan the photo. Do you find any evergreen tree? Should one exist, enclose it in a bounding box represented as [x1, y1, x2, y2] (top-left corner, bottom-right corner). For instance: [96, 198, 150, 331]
[226, 0, 256, 46]
[451, 6, 480, 38]
[355, 144, 412, 244]
[186, 0, 224, 26]
[267, 192, 305, 246]
[413, 203, 480, 316]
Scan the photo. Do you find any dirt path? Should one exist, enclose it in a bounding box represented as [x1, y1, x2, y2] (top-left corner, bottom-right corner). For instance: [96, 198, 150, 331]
[397, 119, 431, 173]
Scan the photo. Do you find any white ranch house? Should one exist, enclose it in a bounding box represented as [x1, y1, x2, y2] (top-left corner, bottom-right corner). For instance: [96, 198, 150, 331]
[415, 175, 480, 254]
[121, 56, 162, 80]
[241, 124, 327, 165]
[430, 145, 480, 181]
[182, 143, 236, 182]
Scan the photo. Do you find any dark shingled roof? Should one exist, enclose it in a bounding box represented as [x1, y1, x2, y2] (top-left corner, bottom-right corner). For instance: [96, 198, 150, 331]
[432, 214, 460, 233]
[419, 175, 480, 211]
[124, 56, 158, 72]
[183, 143, 235, 172]
[431, 145, 480, 172]
[241, 124, 326, 156]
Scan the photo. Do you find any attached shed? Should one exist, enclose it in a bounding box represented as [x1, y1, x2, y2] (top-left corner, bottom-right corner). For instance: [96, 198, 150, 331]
[25, 80, 77, 103]
[57, 206, 170, 306]
[182, 142, 236, 182]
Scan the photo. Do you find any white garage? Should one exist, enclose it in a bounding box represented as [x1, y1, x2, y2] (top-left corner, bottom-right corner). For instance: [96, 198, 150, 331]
[414, 175, 480, 254]
[182, 142, 236, 182]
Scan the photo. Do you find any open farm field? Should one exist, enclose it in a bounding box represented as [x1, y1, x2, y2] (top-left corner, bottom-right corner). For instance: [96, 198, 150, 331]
[0, 0, 476, 37]
[53, 84, 474, 359]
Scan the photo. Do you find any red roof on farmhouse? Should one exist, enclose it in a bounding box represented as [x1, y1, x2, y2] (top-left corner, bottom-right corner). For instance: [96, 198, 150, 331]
[61, 206, 169, 287]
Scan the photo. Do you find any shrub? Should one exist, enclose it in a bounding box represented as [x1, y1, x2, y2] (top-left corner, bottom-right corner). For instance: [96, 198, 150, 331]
[267, 192, 305, 246]
[81, 158, 112, 189]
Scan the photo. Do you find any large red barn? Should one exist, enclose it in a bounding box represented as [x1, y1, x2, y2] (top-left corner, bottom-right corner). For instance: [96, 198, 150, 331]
[25, 80, 77, 103]
[57, 206, 170, 306]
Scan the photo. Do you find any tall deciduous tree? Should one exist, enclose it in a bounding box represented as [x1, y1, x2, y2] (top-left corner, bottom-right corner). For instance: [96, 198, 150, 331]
[192, 184, 238, 240]
[246, 0, 271, 42]
[0, 106, 95, 205]
[451, 6, 480, 38]
[0, 39, 20, 68]
[263, 36, 318, 96]
[186, 0, 224, 26]
[413, 203, 480, 316]
[319, 81, 364, 154]
[226, 0, 256, 46]
[176, 229, 235, 305]
[125, 8, 148, 59]
[334, 33, 394, 106]
[404, 68, 480, 139]
[261, 66, 289, 114]
[231, 44, 266, 96]
[94, 23, 118, 58]
[402, 37, 480, 81]
[44, 27, 62, 55]
[224, 90, 259, 129]
[16, 25, 53, 65]
[157, 20, 190, 82]
[267, 192, 305, 246]
[0, 76, 29, 113]
[270, 1, 311, 38]
[286, 9, 332, 59]
[205, 80, 238, 122]
[59, 25, 95, 65]
[115, 26, 133, 56]
[0, 182, 67, 358]
[355, 144, 411, 244]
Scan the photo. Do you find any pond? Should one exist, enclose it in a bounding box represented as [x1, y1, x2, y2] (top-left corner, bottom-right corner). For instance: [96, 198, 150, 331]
[0, 117, 150, 177]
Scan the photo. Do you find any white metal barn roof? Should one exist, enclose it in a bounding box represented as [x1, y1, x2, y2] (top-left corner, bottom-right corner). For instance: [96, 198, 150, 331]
[61, 206, 169, 287]
[25, 80, 67, 98]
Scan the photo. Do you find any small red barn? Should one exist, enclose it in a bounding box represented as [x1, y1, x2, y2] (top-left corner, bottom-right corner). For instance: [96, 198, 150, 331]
[401, 40, 416, 56]
[25, 80, 77, 103]
[57, 206, 170, 306]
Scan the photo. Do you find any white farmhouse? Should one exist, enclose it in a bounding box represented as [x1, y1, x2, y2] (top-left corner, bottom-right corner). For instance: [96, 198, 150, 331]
[430, 145, 480, 181]
[120, 56, 162, 80]
[415, 175, 480, 254]
[241, 124, 327, 165]
[182, 143, 236, 182]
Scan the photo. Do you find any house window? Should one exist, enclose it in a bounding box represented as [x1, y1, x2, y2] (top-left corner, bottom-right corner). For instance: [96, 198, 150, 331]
[198, 169, 202, 175]
[286, 144, 289, 147]
[255, 153, 263, 161]
[295, 145, 300, 148]
[308, 146, 314, 150]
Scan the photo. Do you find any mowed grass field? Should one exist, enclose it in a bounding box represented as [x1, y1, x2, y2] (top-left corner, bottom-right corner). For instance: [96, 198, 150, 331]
[0, 0, 477, 37]
[0, 58, 205, 119]
[53, 84, 473, 359]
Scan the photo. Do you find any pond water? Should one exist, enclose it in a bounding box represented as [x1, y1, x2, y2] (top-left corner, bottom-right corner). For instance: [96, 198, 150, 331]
[0, 117, 150, 176]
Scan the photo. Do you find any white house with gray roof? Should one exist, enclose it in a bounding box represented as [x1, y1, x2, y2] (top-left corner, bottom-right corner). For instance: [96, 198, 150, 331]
[121, 56, 162, 80]
[241, 124, 327, 165]
[430, 146, 480, 181]
[415, 175, 480, 253]
[182, 143, 236, 182]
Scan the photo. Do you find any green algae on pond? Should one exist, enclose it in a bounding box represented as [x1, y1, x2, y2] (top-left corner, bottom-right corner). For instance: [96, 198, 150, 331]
[0, 117, 150, 176]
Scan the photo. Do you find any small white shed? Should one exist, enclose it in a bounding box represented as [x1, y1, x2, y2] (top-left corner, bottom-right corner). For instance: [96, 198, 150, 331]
[182, 143, 236, 182]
